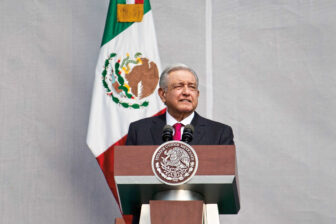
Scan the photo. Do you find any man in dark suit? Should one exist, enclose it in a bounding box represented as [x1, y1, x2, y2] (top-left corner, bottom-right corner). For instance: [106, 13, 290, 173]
[126, 64, 234, 145]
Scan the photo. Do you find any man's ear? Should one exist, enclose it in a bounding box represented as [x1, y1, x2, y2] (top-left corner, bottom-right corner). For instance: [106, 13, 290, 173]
[158, 88, 166, 103]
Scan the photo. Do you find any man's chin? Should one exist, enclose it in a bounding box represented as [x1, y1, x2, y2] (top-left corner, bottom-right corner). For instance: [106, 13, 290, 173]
[177, 107, 194, 114]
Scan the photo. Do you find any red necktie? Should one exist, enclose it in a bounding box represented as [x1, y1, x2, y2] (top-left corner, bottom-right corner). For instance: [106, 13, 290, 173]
[173, 123, 183, 141]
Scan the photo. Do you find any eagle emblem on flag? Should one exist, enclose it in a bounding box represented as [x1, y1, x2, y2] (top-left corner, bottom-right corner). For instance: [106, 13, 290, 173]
[102, 52, 159, 109]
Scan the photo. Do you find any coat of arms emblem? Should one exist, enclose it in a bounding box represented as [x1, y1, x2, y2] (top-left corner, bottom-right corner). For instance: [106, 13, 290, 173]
[101, 52, 159, 109]
[151, 141, 198, 185]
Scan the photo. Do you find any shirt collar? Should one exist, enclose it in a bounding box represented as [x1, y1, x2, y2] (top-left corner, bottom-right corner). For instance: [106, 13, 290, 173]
[166, 111, 195, 126]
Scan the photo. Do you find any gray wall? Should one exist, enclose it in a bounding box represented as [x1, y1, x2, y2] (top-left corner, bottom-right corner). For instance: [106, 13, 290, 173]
[1, 0, 335, 223]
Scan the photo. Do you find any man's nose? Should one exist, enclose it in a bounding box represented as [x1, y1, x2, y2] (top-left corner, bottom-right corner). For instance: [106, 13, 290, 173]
[182, 86, 191, 95]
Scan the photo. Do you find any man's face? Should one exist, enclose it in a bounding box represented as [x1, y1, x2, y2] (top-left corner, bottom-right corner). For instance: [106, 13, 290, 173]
[159, 69, 199, 119]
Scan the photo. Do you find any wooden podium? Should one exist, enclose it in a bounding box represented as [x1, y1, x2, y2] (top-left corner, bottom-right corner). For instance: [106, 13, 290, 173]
[114, 145, 240, 224]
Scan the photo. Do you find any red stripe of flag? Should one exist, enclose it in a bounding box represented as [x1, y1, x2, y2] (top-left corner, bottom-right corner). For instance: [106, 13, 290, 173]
[96, 108, 166, 204]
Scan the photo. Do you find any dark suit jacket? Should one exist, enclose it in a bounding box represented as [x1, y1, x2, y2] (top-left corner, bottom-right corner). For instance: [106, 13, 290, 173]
[126, 112, 234, 145]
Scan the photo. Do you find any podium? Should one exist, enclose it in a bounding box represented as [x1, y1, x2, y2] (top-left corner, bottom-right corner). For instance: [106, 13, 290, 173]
[114, 145, 240, 224]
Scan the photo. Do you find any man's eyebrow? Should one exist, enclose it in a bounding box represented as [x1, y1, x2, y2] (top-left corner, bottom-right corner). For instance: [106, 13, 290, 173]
[173, 82, 184, 85]
[172, 81, 196, 85]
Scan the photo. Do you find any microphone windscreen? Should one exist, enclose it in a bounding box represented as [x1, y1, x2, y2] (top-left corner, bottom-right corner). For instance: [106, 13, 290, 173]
[184, 124, 194, 133]
[181, 124, 194, 143]
[163, 125, 173, 133]
[162, 125, 173, 142]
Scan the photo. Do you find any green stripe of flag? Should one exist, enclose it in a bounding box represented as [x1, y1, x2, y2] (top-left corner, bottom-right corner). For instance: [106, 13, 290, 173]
[101, 0, 151, 46]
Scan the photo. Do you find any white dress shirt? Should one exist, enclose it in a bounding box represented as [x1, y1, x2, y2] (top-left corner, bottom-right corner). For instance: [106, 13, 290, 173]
[166, 111, 195, 139]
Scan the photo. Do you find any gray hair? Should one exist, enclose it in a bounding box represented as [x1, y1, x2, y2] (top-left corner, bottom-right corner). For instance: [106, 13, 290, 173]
[159, 63, 199, 90]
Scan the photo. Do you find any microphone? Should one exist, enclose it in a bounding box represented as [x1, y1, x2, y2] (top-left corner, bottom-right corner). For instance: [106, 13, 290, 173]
[182, 124, 194, 143]
[162, 125, 173, 142]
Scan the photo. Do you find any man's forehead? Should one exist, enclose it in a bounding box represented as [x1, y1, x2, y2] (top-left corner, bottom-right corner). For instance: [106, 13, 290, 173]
[168, 70, 197, 83]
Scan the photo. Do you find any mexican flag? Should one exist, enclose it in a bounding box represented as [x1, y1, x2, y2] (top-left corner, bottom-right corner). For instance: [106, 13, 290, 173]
[86, 0, 165, 219]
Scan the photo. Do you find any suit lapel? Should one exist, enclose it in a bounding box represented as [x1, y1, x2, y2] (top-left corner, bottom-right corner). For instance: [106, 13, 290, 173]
[150, 113, 166, 145]
[190, 112, 206, 145]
